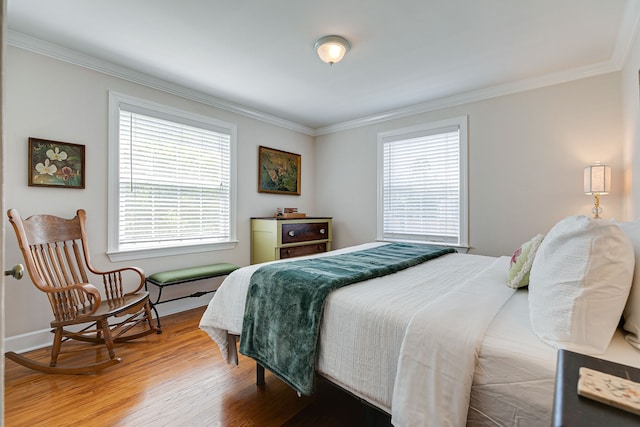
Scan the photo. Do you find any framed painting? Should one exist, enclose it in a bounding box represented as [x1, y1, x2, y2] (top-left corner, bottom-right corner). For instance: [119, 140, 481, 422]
[28, 138, 85, 189]
[258, 146, 301, 195]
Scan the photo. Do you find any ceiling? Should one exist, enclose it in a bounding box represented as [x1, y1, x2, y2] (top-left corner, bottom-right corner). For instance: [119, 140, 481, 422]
[7, 1, 639, 134]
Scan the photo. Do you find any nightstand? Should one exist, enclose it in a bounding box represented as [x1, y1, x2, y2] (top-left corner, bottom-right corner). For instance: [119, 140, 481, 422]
[552, 349, 640, 426]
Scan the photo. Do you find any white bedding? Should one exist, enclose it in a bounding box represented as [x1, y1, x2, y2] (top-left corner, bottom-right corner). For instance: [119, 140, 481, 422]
[468, 289, 640, 426]
[313, 247, 496, 416]
[199, 243, 640, 426]
[468, 290, 558, 426]
[392, 257, 515, 426]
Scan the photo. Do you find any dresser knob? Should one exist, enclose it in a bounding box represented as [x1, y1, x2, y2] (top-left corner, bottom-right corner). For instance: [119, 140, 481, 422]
[320, 229, 325, 234]
[288, 230, 295, 237]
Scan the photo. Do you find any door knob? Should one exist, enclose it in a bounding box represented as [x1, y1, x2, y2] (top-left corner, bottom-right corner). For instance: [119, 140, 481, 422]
[4, 264, 24, 280]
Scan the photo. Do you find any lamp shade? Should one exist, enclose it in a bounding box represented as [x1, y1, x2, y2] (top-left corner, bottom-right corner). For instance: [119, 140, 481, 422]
[314, 35, 350, 64]
[584, 163, 611, 195]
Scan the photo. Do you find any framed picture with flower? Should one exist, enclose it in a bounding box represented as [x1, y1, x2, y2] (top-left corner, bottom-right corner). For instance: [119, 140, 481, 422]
[28, 138, 85, 189]
[258, 146, 301, 195]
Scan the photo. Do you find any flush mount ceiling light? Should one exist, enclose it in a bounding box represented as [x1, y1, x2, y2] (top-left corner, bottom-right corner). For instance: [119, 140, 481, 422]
[314, 35, 351, 65]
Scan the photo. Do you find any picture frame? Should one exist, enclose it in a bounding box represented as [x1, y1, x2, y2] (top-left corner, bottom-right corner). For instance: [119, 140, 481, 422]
[28, 137, 85, 189]
[258, 146, 301, 195]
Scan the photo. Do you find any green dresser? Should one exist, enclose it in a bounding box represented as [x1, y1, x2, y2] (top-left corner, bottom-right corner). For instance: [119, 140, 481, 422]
[250, 217, 333, 264]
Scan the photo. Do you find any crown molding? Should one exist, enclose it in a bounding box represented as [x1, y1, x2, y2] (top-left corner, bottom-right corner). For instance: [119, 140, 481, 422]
[315, 60, 619, 136]
[8, 30, 316, 136]
[315, 0, 640, 135]
[8, 10, 636, 139]
[611, 0, 640, 69]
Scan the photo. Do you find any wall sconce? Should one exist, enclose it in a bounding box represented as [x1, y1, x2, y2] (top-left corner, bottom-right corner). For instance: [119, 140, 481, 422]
[314, 35, 350, 65]
[584, 162, 611, 219]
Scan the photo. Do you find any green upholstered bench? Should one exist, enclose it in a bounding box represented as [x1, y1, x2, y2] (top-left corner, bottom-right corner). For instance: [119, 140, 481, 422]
[145, 263, 239, 331]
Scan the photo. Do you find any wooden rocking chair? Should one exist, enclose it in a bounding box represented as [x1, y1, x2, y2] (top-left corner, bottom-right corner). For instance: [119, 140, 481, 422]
[6, 208, 158, 374]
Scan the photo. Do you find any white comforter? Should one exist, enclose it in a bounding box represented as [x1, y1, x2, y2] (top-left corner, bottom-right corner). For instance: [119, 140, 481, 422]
[391, 257, 515, 426]
[200, 243, 510, 425]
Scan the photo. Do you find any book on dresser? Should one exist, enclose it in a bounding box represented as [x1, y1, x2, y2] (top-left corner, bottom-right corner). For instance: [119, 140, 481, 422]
[250, 217, 332, 264]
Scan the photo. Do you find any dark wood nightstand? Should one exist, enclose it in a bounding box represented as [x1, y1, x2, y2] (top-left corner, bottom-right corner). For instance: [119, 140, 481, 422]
[552, 349, 640, 426]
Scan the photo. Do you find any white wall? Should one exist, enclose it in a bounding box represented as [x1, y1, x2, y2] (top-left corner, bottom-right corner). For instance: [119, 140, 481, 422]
[4, 43, 631, 350]
[4, 47, 315, 347]
[622, 16, 640, 220]
[315, 74, 624, 257]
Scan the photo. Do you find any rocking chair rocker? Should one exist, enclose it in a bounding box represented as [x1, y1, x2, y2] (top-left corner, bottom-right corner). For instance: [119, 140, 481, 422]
[6, 208, 158, 374]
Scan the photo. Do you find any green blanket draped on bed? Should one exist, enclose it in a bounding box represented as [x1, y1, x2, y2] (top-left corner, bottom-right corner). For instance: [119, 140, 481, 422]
[239, 242, 456, 395]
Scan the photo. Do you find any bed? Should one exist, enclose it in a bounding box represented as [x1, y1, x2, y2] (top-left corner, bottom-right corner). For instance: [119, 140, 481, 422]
[199, 216, 640, 426]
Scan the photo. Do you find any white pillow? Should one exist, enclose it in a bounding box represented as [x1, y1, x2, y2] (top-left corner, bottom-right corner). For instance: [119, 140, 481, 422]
[614, 220, 640, 342]
[529, 215, 634, 354]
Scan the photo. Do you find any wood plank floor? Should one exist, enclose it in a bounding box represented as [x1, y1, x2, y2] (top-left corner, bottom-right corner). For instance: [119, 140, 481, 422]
[4, 307, 392, 426]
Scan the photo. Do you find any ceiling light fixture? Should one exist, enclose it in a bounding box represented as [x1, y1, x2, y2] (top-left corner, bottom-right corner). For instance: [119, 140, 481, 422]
[314, 35, 351, 65]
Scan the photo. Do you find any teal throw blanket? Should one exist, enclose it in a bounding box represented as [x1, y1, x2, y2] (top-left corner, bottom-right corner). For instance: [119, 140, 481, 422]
[239, 243, 455, 395]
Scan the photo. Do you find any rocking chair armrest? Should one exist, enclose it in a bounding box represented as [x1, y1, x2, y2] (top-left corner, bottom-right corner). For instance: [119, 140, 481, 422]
[116, 266, 146, 294]
[90, 265, 146, 294]
[44, 283, 102, 316]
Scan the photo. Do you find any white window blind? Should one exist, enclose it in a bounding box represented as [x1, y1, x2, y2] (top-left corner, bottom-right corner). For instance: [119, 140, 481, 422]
[108, 92, 236, 260]
[378, 117, 468, 247]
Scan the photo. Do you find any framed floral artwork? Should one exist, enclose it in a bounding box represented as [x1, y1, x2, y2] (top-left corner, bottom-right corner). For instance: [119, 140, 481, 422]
[28, 138, 85, 188]
[258, 146, 301, 195]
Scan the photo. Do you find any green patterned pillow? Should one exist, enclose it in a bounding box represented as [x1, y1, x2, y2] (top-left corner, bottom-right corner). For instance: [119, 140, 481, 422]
[507, 234, 545, 288]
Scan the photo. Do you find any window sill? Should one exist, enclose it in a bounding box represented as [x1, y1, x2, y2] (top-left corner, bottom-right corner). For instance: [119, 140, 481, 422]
[376, 238, 470, 253]
[107, 240, 238, 262]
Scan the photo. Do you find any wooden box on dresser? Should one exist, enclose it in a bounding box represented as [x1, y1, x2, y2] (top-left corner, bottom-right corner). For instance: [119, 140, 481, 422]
[250, 217, 333, 264]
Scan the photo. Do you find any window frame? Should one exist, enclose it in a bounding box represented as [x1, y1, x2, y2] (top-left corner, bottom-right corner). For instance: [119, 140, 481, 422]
[107, 91, 237, 261]
[376, 116, 469, 248]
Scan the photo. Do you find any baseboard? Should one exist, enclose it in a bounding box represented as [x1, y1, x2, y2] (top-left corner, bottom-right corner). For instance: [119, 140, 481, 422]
[153, 295, 213, 320]
[3, 295, 213, 353]
[4, 328, 53, 354]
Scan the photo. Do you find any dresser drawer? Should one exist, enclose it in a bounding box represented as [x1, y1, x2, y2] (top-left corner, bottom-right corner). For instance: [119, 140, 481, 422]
[280, 243, 327, 259]
[281, 222, 329, 244]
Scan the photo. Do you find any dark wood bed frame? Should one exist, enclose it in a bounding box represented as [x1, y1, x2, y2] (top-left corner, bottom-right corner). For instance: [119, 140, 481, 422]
[244, 337, 391, 426]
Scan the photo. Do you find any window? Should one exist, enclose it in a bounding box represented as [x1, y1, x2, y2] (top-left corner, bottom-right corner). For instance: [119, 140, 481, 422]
[108, 92, 237, 261]
[377, 116, 468, 247]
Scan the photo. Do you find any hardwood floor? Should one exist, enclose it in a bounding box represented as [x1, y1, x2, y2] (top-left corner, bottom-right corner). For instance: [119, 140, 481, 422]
[4, 307, 392, 426]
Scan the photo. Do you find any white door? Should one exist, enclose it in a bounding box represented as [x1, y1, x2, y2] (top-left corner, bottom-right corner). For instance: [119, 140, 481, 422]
[1, 0, 7, 417]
